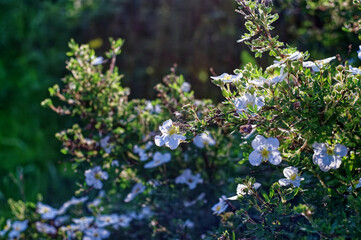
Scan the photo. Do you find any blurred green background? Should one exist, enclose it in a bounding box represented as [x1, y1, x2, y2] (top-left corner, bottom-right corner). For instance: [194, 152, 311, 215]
[0, 0, 359, 216]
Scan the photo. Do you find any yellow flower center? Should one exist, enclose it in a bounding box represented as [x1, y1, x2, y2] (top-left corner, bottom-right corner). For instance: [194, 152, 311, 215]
[43, 208, 49, 213]
[154, 159, 161, 165]
[95, 172, 102, 180]
[216, 205, 221, 211]
[223, 75, 232, 80]
[188, 179, 193, 183]
[261, 148, 270, 160]
[290, 173, 297, 181]
[134, 187, 140, 193]
[168, 125, 178, 135]
[15, 226, 20, 231]
[327, 147, 334, 155]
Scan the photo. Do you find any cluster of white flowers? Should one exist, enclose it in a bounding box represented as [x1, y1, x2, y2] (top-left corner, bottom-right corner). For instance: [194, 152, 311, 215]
[193, 131, 216, 148]
[155, 119, 186, 150]
[175, 169, 203, 189]
[85, 166, 109, 189]
[312, 143, 347, 172]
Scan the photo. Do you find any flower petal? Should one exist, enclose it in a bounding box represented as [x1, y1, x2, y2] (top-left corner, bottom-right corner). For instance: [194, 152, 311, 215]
[269, 150, 282, 165]
[249, 151, 262, 166]
[334, 144, 347, 157]
[279, 178, 291, 186]
[251, 135, 267, 151]
[155, 135, 166, 147]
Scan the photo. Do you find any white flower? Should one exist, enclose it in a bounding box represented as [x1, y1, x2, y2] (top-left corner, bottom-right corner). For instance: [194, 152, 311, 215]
[278, 167, 304, 187]
[211, 197, 228, 215]
[312, 143, 347, 172]
[8, 220, 28, 239]
[134, 142, 153, 161]
[124, 183, 146, 202]
[73, 217, 94, 231]
[96, 214, 119, 228]
[100, 136, 113, 154]
[83, 227, 110, 240]
[250, 68, 287, 87]
[183, 220, 194, 229]
[85, 166, 108, 189]
[144, 151, 171, 168]
[145, 101, 162, 114]
[91, 56, 104, 66]
[211, 73, 243, 83]
[358, 45, 361, 60]
[193, 131, 216, 148]
[154, 119, 186, 150]
[35, 222, 57, 235]
[234, 93, 265, 114]
[249, 135, 282, 166]
[268, 51, 303, 69]
[175, 169, 203, 190]
[181, 82, 191, 92]
[58, 196, 88, 215]
[228, 182, 261, 200]
[303, 56, 336, 72]
[114, 215, 132, 228]
[36, 202, 58, 220]
[0, 220, 11, 237]
[347, 66, 361, 75]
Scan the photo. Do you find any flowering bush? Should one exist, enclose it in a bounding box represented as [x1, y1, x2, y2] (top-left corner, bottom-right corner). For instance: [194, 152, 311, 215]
[2, 0, 361, 239]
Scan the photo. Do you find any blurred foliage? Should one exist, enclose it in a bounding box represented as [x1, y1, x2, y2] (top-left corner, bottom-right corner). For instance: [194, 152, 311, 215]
[0, 0, 106, 216]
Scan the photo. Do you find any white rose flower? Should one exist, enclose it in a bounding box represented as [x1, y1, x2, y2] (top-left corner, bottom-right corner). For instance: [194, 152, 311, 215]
[249, 135, 282, 166]
[144, 152, 171, 168]
[211, 196, 228, 215]
[211, 73, 243, 83]
[114, 215, 132, 228]
[312, 143, 347, 172]
[278, 167, 304, 187]
[85, 166, 109, 189]
[36, 202, 58, 220]
[155, 119, 186, 150]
